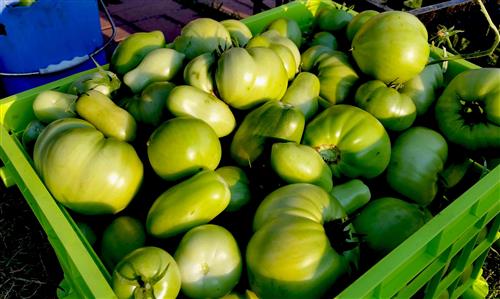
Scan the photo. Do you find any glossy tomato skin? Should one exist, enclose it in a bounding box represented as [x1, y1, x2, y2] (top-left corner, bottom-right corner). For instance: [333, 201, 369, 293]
[215, 166, 251, 212]
[386, 127, 448, 206]
[120, 81, 175, 127]
[166, 85, 236, 137]
[352, 11, 429, 84]
[221, 19, 253, 47]
[303, 104, 391, 179]
[33, 90, 77, 123]
[352, 197, 431, 256]
[316, 52, 359, 105]
[174, 224, 242, 298]
[300, 45, 336, 72]
[33, 118, 143, 215]
[147, 117, 222, 181]
[76, 90, 137, 142]
[183, 52, 216, 95]
[230, 101, 305, 167]
[264, 17, 302, 48]
[435, 68, 500, 150]
[215, 47, 288, 110]
[271, 142, 333, 191]
[354, 80, 416, 131]
[146, 170, 230, 238]
[112, 246, 181, 299]
[280, 72, 320, 121]
[100, 216, 146, 271]
[247, 184, 358, 299]
[400, 62, 443, 116]
[330, 179, 371, 215]
[346, 10, 379, 42]
[173, 18, 232, 60]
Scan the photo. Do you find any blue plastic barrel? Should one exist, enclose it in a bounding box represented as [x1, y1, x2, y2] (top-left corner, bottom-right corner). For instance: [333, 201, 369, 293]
[0, 0, 107, 96]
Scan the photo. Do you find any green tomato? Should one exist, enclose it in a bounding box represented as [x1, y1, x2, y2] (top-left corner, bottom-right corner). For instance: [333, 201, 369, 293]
[316, 7, 353, 32]
[265, 17, 302, 48]
[67, 69, 121, 97]
[33, 90, 77, 123]
[174, 224, 242, 298]
[112, 246, 181, 299]
[215, 47, 288, 110]
[280, 72, 320, 121]
[246, 30, 301, 80]
[147, 117, 222, 181]
[100, 216, 146, 271]
[76, 221, 97, 246]
[310, 31, 338, 50]
[183, 52, 216, 95]
[303, 104, 391, 179]
[247, 184, 358, 299]
[352, 11, 430, 84]
[271, 142, 333, 191]
[166, 85, 236, 137]
[173, 18, 232, 60]
[330, 179, 371, 215]
[21, 119, 45, 151]
[215, 166, 251, 212]
[230, 101, 305, 167]
[300, 45, 337, 72]
[346, 10, 378, 42]
[221, 19, 253, 47]
[33, 118, 143, 215]
[316, 51, 359, 105]
[110, 31, 166, 76]
[386, 126, 448, 206]
[352, 197, 431, 256]
[146, 170, 230, 238]
[123, 48, 185, 94]
[354, 80, 417, 131]
[76, 90, 137, 142]
[120, 81, 175, 127]
[400, 62, 443, 116]
[221, 290, 259, 299]
[435, 68, 500, 150]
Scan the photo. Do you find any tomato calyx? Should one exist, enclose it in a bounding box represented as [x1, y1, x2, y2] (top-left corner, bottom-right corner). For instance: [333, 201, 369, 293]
[324, 219, 359, 253]
[459, 99, 486, 125]
[125, 262, 172, 299]
[315, 144, 341, 165]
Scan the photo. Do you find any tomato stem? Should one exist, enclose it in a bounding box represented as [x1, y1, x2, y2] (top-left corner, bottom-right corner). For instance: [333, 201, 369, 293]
[428, 0, 499, 65]
[315, 145, 340, 164]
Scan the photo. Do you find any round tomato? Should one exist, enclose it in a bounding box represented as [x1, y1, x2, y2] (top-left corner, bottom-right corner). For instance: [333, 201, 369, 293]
[174, 224, 242, 298]
[147, 117, 222, 181]
[303, 104, 391, 179]
[352, 11, 429, 84]
[112, 246, 181, 299]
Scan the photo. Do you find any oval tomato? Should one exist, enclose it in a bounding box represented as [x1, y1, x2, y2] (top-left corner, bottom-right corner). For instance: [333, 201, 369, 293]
[386, 126, 448, 206]
[147, 117, 222, 181]
[174, 224, 242, 298]
[280, 72, 320, 121]
[166, 85, 236, 137]
[146, 170, 230, 238]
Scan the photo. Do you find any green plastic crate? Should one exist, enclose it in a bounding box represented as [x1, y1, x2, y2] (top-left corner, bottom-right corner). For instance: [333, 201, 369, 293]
[0, 1, 498, 298]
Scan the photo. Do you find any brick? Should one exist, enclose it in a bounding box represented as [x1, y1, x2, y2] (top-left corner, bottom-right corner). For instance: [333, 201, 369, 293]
[112, 1, 200, 23]
[102, 23, 139, 42]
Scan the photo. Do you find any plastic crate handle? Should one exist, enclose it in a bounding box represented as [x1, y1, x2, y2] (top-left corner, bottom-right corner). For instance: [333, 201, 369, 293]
[0, 165, 15, 188]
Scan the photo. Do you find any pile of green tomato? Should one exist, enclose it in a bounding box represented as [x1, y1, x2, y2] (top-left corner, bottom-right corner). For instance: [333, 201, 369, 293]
[22, 5, 499, 299]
